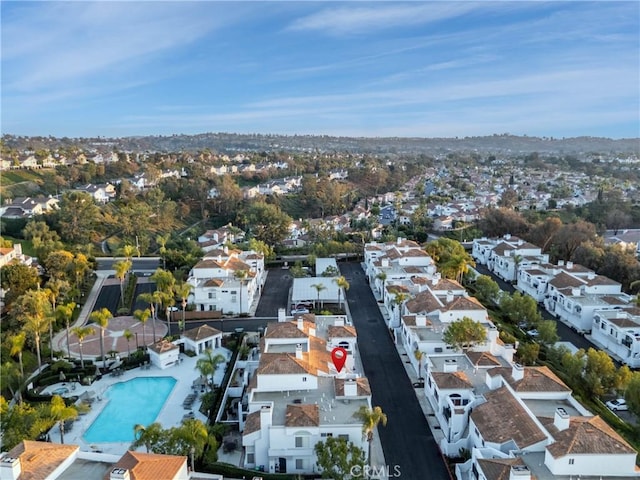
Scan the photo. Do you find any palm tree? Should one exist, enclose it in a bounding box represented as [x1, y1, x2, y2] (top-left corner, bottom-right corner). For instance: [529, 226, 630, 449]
[178, 418, 209, 470]
[56, 302, 76, 359]
[156, 233, 170, 270]
[137, 293, 158, 342]
[512, 254, 523, 284]
[44, 279, 69, 360]
[123, 329, 134, 358]
[311, 283, 326, 310]
[133, 422, 164, 453]
[120, 244, 137, 262]
[9, 333, 26, 378]
[175, 282, 192, 332]
[71, 325, 95, 368]
[354, 405, 388, 464]
[333, 276, 350, 311]
[234, 269, 250, 315]
[113, 260, 131, 308]
[414, 349, 424, 379]
[133, 308, 151, 350]
[16, 290, 51, 369]
[195, 349, 226, 391]
[392, 292, 410, 329]
[89, 308, 112, 370]
[49, 395, 78, 444]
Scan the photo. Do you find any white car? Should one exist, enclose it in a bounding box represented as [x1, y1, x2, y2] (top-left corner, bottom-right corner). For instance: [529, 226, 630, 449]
[606, 398, 628, 411]
[526, 329, 539, 337]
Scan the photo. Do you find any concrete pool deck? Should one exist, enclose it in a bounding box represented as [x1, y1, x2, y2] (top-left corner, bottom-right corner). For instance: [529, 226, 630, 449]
[43, 347, 231, 457]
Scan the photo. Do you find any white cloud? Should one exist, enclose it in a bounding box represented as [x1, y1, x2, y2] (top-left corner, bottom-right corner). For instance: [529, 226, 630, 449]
[286, 3, 484, 35]
[2, 2, 221, 92]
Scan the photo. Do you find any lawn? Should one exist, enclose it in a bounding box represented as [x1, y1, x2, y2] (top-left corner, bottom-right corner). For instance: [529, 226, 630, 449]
[0, 170, 44, 185]
[1, 235, 37, 257]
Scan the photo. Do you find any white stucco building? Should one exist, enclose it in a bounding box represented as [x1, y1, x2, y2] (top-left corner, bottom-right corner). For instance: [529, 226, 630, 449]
[241, 313, 370, 475]
[187, 247, 265, 315]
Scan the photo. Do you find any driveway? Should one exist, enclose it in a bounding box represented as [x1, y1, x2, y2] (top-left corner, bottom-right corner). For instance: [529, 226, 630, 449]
[254, 267, 292, 317]
[340, 262, 451, 480]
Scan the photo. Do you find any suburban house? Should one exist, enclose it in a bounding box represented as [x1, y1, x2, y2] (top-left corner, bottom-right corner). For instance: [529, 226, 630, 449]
[241, 312, 370, 475]
[197, 223, 245, 252]
[187, 247, 265, 315]
[74, 183, 116, 203]
[0, 196, 59, 219]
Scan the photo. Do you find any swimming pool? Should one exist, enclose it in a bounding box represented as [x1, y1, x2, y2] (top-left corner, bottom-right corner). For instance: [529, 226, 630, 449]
[83, 376, 177, 443]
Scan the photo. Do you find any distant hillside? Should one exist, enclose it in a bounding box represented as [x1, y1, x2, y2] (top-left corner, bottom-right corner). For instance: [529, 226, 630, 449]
[3, 132, 639, 155]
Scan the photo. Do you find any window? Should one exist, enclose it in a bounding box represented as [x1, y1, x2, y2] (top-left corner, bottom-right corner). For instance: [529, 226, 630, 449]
[208, 292, 213, 299]
[246, 453, 255, 464]
[295, 459, 304, 470]
[569, 458, 575, 465]
[321, 433, 333, 438]
[339, 434, 349, 441]
[295, 436, 309, 448]
[302, 377, 307, 382]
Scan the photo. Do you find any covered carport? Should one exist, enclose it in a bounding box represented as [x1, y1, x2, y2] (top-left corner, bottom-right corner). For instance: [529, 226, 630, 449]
[291, 277, 340, 311]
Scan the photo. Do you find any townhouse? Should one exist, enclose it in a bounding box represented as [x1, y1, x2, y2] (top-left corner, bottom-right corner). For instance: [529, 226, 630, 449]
[241, 312, 370, 475]
[400, 283, 515, 372]
[420, 354, 638, 479]
[0, 440, 193, 480]
[472, 234, 547, 283]
[187, 247, 265, 315]
[591, 307, 640, 368]
[543, 268, 631, 333]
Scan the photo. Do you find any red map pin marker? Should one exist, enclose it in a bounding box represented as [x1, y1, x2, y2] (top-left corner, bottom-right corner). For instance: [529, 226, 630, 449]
[331, 347, 348, 373]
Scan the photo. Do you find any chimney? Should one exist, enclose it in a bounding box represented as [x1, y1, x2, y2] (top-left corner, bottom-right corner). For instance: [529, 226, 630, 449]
[295, 344, 303, 359]
[0, 457, 20, 480]
[504, 233, 511, 240]
[223, 245, 229, 254]
[587, 271, 595, 280]
[557, 260, 564, 267]
[566, 261, 573, 269]
[110, 468, 131, 480]
[297, 317, 304, 332]
[397, 237, 402, 245]
[217, 254, 222, 263]
[278, 308, 286, 322]
[416, 315, 427, 327]
[509, 465, 531, 480]
[344, 378, 358, 396]
[260, 404, 272, 428]
[512, 363, 524, 381]
[446, 291, 454, 303]
[554, 407, 570, 431]
[443, 358, 458, 372]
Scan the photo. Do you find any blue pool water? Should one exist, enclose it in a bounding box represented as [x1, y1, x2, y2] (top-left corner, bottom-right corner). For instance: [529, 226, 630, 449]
[83, 376, 177, 443]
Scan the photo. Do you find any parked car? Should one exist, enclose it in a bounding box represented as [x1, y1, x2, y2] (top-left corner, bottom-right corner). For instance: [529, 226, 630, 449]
[606, 398, 628, 411]
[412, 380, 425, 388]
[291, 307, 310, 315]
[526, 329, 539, 337]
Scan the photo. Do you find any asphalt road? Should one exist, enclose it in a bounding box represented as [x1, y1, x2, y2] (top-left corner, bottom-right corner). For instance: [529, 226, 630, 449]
[96, 257, 160, 272]
[340, 262, 451, 480]
[93, 284, 121, 314]
[254, 268, 292, 317]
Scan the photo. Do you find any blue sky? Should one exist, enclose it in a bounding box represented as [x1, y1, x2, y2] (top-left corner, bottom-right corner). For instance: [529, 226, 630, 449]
[1, 1, 638, 139]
